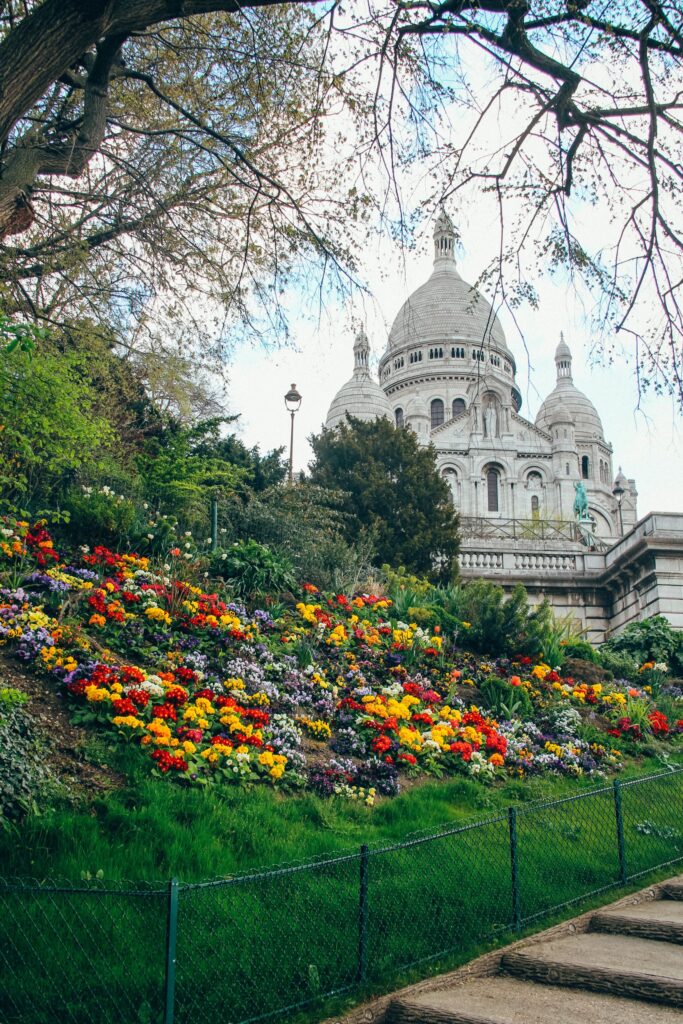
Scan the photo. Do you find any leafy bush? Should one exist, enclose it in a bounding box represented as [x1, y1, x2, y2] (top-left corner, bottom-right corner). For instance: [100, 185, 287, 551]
[597, 649, 639, 681]
[220, 484, 376, 592]
[479, 675, 533, 720]
[561, 639, 599, 663]
[61, 486, 140, 548]
[0, 688, 53, 827]
[211, 539, 296, 599]
[442, 581, 549, 657]
[601, 616, 683, 675]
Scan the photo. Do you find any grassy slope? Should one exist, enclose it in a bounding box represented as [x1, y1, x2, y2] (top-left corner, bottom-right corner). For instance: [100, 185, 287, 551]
[4, 737, 682, 882]
[3, 665, 683, 1024]
[3, 742, 683, 1024]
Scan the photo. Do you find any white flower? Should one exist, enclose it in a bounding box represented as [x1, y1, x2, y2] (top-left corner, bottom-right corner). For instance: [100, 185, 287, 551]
[184, 553, 192, 560]
[185, 541, 191, 549]
[147, 534, 154, 540]
[143, 503, 149, 510]
[203, 572, 209, 578]
[220, 553, 227, 560]
[163, 563, 171, 571]
[205, 538, 212, 544]
[184, 531, 192, 537]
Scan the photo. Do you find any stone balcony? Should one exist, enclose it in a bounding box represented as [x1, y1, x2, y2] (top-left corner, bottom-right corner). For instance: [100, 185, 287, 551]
[458, 512, 683, 641]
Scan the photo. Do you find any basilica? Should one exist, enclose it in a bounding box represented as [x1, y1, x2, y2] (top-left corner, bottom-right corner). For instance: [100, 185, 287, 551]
[324, 210, 683, 641]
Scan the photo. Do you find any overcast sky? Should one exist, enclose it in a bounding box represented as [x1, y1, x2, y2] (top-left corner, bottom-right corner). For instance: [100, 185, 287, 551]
[226, 207, 683, 518]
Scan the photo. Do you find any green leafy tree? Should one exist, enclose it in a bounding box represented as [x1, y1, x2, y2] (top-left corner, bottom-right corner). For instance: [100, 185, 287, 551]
[0, 346, 114, 508]
[308, 416, 459, 581]
[138, 419, 248, 524]
[221, 482, 376, 591]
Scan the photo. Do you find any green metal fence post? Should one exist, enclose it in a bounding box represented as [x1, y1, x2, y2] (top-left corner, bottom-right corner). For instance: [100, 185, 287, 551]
[357, 844, 370, 983]
[613, 780, 628, 885]
[210, 498, 218, 552]
[164, 878, 179, 1024]
[508, 807, 522, 931]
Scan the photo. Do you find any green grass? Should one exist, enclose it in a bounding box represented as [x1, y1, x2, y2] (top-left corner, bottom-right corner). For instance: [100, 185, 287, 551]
[2, 749, 683, 1024]
[4, 741, 681, 883]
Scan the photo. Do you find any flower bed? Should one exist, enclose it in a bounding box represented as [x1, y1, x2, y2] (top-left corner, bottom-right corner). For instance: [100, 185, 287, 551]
[1, 517, 681, 799]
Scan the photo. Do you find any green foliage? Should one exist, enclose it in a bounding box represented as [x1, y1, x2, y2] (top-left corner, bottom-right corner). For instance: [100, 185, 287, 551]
[535, 613, 585, 669]
[139, 419, 248, 525]
[479, 675, 533, 719]
[211, 539, 296, 600]
[562, 639, 599, 664]
[61, 487, 140, 549]
[308, 417, 459, 582]
[436, 580, 548, 657]
[382, 564, 433, 598]
[221, 484, 377, 592]
[601, 616, 683, 676]
[598, 649, 639, 681]
[0, 346, 115, 506]
[0, 696, 53, 828]
[0, 313, 48, 357]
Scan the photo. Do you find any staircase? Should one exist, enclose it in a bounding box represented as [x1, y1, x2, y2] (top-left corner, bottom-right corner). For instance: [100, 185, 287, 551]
[386, 878, 683, 1023]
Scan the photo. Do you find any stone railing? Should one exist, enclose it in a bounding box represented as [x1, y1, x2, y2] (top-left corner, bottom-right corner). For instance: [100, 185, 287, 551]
[459, 550, 504, 571]
[459, 540, 590, 577]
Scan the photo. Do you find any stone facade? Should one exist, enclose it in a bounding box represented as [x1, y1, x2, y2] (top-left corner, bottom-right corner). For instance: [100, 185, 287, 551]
[323, 209, 681, 640]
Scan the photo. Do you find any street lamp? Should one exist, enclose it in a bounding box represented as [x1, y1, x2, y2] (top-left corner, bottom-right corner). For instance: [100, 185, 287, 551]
[612, 473, 625, 537]
[284, 383, 302, 485]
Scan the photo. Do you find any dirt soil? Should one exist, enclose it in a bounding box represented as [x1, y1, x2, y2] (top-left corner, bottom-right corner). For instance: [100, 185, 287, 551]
[0, 652, 123, 797]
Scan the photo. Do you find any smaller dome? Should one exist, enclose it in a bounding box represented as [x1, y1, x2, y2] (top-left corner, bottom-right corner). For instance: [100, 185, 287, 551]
[325, 330, 392, 430]
[535, 335, 605, 440]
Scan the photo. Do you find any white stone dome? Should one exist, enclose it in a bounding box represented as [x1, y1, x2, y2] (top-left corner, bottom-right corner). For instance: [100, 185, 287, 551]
[535, 336, 604, 440]
[384, 210, 512, 362]
[387, 263, 510, 355]
[325, 329, 392, 430]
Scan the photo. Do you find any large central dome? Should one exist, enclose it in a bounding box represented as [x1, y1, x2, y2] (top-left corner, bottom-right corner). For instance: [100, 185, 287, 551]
[385, 210, 512, 363]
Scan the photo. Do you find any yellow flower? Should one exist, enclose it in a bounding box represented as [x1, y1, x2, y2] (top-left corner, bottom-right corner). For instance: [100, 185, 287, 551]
[112, 715, 145, 729]
[144, 606, 172, 626]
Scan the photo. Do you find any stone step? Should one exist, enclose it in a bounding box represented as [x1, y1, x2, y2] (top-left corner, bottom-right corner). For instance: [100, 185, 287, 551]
[591, 900, 683, 944]
[386, 976, 683, 1024]
[502, 932, 683, 1008]
[661, 880, 683, 901]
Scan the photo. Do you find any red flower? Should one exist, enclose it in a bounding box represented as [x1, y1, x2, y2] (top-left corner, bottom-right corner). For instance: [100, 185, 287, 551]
[372, 735, 392, 754]
[648, 710, 669, 735]
[450, 741, 473, 762]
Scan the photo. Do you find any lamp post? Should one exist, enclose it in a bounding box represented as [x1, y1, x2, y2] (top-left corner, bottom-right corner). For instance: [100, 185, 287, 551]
[612, 477, 625, 537]
[284, 383, 302, 485]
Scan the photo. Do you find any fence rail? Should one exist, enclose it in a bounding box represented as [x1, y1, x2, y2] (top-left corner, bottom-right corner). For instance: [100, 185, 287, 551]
[1, 768, 683, 1024]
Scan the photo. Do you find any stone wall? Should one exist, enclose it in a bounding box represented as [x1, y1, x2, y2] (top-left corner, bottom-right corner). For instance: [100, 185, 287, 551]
[459, 512, 683, 642]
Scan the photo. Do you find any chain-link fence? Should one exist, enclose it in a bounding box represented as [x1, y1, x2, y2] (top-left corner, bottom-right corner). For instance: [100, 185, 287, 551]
[2, 768, 682, 1024]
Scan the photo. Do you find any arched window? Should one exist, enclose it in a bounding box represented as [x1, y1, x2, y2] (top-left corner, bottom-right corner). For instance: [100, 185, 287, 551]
[566, 463, 570, 476]
[395, 407, 404, 428]
[581, 455, 590, 479]
[531, 494, 540, 520]
[430, 398, 445, 429]
[452, 398, 466, 418]
[527, 471, 542, 489]
[486, 468, 499, 512]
